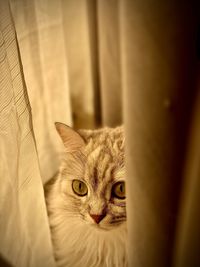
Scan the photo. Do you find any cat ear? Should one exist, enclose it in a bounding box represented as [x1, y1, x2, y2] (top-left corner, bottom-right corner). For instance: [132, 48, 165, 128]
[55, 122, 85, 152]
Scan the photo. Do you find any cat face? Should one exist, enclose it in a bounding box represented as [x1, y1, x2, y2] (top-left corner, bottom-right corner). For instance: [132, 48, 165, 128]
[57, 123, 126, 231]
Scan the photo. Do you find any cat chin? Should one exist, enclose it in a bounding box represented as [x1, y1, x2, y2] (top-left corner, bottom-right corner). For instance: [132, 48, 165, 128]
[53, 219, 127, 267]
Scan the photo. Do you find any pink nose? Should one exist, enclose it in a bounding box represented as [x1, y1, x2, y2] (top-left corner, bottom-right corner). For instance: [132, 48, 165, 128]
[90, 214, 106, 224]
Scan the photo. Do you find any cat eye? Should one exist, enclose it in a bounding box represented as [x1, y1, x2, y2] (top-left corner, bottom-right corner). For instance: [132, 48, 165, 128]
[72, 180, 88, 196]
[112, 181, 125, 199]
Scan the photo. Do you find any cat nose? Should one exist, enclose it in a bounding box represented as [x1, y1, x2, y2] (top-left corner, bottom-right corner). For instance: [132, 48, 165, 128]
[90, 213, 106, 224]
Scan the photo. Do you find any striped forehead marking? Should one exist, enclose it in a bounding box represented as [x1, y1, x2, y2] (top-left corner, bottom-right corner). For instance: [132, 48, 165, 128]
[93, 166, 99, 191]
[86, 148, 116, 193]
[82, 129, 124, 194]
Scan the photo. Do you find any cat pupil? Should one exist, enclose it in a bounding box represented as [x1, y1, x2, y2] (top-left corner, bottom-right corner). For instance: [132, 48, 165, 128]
[79, 183, 82, 191]
[120, 184, 123, 192]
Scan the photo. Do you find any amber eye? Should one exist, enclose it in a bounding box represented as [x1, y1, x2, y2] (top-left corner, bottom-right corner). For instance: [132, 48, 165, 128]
[112, 181, 125, 199]
[72, 180, 88, 196]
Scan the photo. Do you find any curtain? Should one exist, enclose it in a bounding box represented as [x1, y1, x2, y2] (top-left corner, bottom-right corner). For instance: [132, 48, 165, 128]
[121, 2, 199, 266]
[10, 0, 124, 183]
[1, 0, 200, 266]
[0, 1, 55, 267]
[10, 0, 72, 183]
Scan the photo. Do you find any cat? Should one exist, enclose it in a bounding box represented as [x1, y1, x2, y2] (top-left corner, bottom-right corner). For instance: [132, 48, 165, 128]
[45, 122, 127, 267]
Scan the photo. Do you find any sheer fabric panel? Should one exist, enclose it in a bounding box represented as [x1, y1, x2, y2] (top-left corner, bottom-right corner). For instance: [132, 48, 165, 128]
[10, 0, 72, 183]
[10, 0, 123, 183]
[0, 1, 55, 267]
[97, 0, 122, 127]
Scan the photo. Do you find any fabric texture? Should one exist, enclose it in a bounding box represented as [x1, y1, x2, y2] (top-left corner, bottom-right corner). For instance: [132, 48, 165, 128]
[0, 0, 200, 267]
[10, 0, 72, 183]
[0, 1, 56, 267]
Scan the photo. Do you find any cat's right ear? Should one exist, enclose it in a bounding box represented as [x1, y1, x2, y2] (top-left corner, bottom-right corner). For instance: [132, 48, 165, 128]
[55, 122, 85, 152]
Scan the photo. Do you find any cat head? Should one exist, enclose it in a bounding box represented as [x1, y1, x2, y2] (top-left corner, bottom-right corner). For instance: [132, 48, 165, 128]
[55, 122, 126, 231]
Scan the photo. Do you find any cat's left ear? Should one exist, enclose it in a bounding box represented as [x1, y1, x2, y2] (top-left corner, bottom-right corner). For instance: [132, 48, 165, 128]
[55, 122, 85, 152]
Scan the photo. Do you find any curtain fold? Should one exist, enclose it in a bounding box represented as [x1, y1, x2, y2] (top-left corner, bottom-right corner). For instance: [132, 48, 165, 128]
[97, 0, 122, 127]
[120, 1, 199, 266]
[0, 1, 56, 267]
[61, 0, 97, 130]
[173, 74, 200, 267]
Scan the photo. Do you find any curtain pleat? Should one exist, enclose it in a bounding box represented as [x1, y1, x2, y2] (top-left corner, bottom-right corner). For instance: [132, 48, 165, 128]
[0, 1, 56, 267]
[61, 0, 96, 129]
[97, 0, 122, 127]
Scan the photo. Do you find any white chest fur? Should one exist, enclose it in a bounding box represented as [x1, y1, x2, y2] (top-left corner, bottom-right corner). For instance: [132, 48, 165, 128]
[50, 216, 127, 267]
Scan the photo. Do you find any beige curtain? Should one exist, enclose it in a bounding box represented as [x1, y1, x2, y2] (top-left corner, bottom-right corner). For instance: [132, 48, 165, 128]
[1, 0, 200, 266]
[121, 2, 199, 266]
[0, 1, 55, 267]
[10, 0, 72, 183]
[10, 0, 124, 183]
